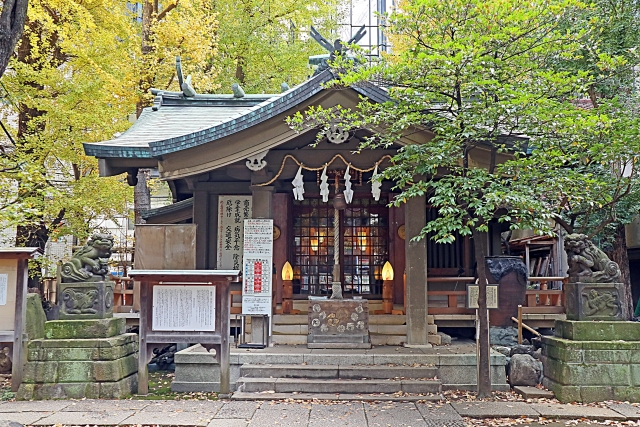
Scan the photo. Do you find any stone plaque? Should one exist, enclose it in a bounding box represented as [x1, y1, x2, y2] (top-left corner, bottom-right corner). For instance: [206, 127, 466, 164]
[307, 299, 370, 349]
[565, 282, 624, 321]
[152, 285, 216, 331]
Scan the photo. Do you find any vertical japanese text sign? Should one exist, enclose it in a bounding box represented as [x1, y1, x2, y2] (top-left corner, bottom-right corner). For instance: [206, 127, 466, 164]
[217, 196, 252, 269]
[242, 219, 273, 315]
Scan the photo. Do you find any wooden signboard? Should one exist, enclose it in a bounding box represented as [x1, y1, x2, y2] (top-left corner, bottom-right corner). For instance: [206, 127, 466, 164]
[0, 248, 42, 391]
[466, 284, 500, 309]
[128, 269, 239, 396]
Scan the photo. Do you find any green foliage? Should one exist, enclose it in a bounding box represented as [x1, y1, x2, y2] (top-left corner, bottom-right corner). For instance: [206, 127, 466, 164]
[0, 0, 136, 246]
[291, 0, 640, 244]
[213, 0, 344, 93]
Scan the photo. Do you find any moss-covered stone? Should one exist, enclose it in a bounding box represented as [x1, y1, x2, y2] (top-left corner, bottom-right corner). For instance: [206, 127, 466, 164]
[583, 349, 631, 364]
[44, 318, 125, 339]
[22, 361, 59, 384]
[614, 386, 640, 402]
[555, 320, 640, 341]
[25, 293, 46, 340]
[29, 333, 136, 349]
[544, 342, 583, 363]
[580, 386, 614, 403]
[543, 377, 581, 403]
[26, 336, 137, 362]
[17, 374, 137, 400]
[92, 355, 137, 382]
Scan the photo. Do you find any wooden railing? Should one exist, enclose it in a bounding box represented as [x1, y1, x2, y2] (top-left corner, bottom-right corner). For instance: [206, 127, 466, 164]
[425, 281, 566, 315]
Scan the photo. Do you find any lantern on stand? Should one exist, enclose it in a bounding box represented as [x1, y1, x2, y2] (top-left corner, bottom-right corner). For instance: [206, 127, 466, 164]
[382, 261, 394, 314]
[282, 261, 294, 314]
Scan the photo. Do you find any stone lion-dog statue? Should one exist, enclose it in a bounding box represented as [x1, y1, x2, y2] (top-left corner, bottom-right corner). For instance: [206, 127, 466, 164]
[60, 233, 114, 283]
[564, 233, 621, 283]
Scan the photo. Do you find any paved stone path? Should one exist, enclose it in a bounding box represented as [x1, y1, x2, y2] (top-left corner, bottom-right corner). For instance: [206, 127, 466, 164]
[1, 399, 639, 426]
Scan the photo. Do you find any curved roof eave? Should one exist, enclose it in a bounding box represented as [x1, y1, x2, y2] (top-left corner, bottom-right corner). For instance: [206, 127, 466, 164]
[83, 69, 393, 160]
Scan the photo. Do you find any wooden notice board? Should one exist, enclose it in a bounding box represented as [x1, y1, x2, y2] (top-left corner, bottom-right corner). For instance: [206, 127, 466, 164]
[0, 248, 42, 391]
[127, 269, 239, 395]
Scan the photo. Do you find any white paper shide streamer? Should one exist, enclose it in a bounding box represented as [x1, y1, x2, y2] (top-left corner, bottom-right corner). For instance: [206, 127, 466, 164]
[320, 165, 329, 202]
[292, 166, 305, 201]
[371, 164, 382, 201]
[343, 165, 353, 204]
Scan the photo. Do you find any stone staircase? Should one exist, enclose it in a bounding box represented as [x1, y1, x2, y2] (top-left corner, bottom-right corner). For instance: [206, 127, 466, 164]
[172, 342, 510, 397]
[271, 312, 441, 346]
[234, 363, 442, 399]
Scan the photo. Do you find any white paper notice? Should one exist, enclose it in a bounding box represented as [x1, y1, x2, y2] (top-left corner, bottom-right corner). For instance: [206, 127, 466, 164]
[0, 274, 7, 306]
[242, 295, 271, 315]
[243, 219, 273, 257]
[152, 285, 215, 331]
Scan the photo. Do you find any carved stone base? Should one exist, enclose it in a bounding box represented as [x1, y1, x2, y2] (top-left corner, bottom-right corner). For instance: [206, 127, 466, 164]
[565, 282, 624, 321]
[307, 299, 371, 349]
[58, 281, 114, 320]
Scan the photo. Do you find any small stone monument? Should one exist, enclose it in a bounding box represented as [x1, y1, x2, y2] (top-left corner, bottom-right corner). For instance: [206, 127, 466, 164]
[17, 234, 137, 400]
[542, 234, 640, 403]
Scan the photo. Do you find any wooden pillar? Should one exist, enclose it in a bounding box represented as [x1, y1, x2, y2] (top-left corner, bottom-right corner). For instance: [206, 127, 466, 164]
[404, 191, 429, 347]
[216, 281, 230, 395]
[11, 259, 28, 391]
[273, 193, 290, 308]
[193, 190, 209, 269]
[389, 204, 406, 306]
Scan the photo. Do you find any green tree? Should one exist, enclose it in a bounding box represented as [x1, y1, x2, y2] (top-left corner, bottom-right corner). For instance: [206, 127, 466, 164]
[551, 0, 640, 317]
[0, 0, 137, 274]
[213, 0, 343, 93]
[292, 0, 640, 396]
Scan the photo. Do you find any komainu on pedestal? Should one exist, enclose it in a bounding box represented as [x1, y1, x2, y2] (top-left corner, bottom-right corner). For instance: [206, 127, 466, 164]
[542, 234, 640, 403]
[18, 233, 137, 400]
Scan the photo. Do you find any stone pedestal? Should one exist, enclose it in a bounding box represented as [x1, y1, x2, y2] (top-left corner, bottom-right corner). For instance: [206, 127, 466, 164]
[58, 281, 114, 320]
[17, 317, 138, 400]
[170, 344, 240, 392]
[542, 320, 640, 403]
[307, 299, 371, 349]
[565, 282, 624, 321]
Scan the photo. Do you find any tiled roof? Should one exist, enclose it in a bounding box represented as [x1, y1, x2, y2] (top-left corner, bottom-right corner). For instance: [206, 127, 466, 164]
[141, 197, 193, 220]
[83, 70, 390, 159]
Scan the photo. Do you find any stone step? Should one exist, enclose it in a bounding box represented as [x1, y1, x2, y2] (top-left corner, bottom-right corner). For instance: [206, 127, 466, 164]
[272, 314, 308, 325]
[240, 364, 438, 380]
[237, 377, 442, 394]
[271, 334, 307, 345]
[231, 391, 443, 401]
[371, 334, 406, 346]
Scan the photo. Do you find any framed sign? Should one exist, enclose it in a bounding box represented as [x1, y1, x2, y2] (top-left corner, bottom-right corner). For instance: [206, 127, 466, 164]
[152, 285, 216, 331]
[242, 219, 274, 316]
[0, 274, 7, 306]
[242, 295, 271, 315]
[466, 284, 499, 309]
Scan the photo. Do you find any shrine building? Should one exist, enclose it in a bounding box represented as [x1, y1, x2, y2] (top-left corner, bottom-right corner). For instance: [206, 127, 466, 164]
[84, 66, 566, 346]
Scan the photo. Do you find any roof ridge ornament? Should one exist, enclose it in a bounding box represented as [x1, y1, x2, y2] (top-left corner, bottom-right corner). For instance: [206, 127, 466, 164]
[232, 83, 245, 98]
[310, 24, 366, 75]
[176, 56, 197, 97]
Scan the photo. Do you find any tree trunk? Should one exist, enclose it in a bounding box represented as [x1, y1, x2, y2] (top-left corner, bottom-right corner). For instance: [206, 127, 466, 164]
[134, 169, 151, 225]
[0, 0, 29, 78]
[608, 224, 633, 320]
[471, 225, 492, 398]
